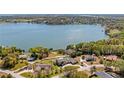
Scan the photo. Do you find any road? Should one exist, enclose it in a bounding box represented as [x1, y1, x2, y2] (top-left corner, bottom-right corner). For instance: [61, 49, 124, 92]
[18, 70, 33, 74]
[0, 69, 24, 78]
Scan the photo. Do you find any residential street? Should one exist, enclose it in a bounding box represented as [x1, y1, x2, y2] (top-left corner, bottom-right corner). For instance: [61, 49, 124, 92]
[0, 69, 24, 78]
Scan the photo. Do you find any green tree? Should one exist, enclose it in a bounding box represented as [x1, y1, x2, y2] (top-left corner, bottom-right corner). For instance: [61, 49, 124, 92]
[70, 52, 76, 58]
[121, 54, 124, 60]
[2, 54, 18, 69]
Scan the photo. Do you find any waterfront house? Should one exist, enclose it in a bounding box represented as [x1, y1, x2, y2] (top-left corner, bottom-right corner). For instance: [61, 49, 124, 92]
[80, 55, 96, 62]
[55, 57, 77, 66]
[65, 49, 76, 55]
[86, 56, 95, 62]
[104, 55, 118, 61]
[19, 54, 27, 59]
[27, 57, 36, 61]
[34, 64, 51, 71]
[34, 63, 52, 75]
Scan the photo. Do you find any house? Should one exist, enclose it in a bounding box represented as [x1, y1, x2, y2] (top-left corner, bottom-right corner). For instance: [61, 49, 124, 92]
[55, 57, 77, 66]
[104, 55, 118, 61]
[19, 54, 27, 59]
[65, 49, 76, 55]
[80, 55, 96, 63]
[86, 56, 95, 61]
[108, 72, 120, 78]
[42, 53, 48, 58]
[85, 55, 96, 62]
[34, 63, 52, 75]
[34, 64, 51, 71]
[27, 57, 36, 61]
[94, 72, 113, 78]
[79, 55, 96, 66]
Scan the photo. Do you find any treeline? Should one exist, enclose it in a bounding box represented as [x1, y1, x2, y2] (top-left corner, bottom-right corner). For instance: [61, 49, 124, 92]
[105, 19, 124, 37]
[0, 15, 115, 25]
[66, 38, 124, 57]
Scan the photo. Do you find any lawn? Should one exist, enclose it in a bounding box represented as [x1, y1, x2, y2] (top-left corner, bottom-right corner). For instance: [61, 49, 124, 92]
[11, 61, 29, 71]
[35, 59, 54, 65]
[63, 65, 80, 71]
[49, 52, 63, 57]
[20, 72, 34, 78]
[96, 67, 105, 72]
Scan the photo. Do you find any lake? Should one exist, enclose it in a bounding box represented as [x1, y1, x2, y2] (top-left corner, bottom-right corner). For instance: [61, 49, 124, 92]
[0, 23, 108, 50]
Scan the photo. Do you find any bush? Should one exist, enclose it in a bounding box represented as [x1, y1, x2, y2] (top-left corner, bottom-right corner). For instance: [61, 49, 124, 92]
[7, 74, 12, 78]
[70, 52, 76, 58]
[121, 55, 124, 60]
[76, 51, 82, 56]
[65, 70, 89, 78]
[99, 59, 103, 64]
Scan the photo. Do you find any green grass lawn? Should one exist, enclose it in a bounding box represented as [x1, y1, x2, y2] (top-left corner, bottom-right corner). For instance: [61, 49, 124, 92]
[11, 61, 29, 71]
[35, 59, 53, 65]
[42, 60, 53, 64]
[49, 51, 63, 57]
[20, 72, 34, 78]
[63, 65, 80, 71]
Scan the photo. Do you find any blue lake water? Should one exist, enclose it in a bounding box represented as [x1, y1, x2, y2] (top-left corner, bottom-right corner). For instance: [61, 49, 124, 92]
[0, 23, 107, 50]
